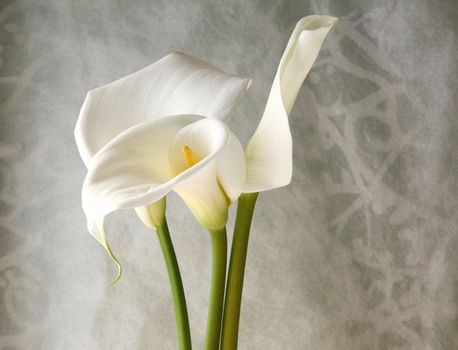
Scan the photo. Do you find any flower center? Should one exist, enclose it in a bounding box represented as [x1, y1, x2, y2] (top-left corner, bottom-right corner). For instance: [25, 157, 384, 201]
[181, 145, 197, 168]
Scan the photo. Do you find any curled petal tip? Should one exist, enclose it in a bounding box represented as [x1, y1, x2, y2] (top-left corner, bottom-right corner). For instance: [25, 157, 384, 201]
[330, 17, 339, 28]
[104, 240, 123, 288]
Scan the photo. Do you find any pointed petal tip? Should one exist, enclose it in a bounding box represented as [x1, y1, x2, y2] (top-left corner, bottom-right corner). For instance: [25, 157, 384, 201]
[332, 17, 340, 31]
[329, 17, 339, 29]
[86, 216, 123, 287]
[328, 16, 339, 24]
[297, 15, 339, 31]
[105, 240, 123, 288]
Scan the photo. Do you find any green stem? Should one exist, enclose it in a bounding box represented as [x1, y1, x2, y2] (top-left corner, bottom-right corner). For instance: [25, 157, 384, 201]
[204, 227, 228, 350]
[156, 220, 192, 350]
[221, 192, 259, 350]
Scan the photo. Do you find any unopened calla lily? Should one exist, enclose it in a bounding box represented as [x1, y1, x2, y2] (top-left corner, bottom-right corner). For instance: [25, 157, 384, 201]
[75, 15, 337, 350]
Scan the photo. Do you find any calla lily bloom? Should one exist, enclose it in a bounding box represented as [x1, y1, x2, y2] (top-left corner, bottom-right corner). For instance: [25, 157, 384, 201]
[75, 15, 337, 262]
[77, 53, 250, 247]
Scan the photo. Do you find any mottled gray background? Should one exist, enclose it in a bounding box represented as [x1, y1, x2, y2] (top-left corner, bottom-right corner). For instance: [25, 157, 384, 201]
[1, 0, 458, 349]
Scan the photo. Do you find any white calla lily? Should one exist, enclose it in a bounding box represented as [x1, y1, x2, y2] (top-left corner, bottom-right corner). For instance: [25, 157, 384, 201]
[82, 115, 246, 246]
[245, 15, 338, 192]
[75, 15, 336, 271]
[76, 53, 249, 258]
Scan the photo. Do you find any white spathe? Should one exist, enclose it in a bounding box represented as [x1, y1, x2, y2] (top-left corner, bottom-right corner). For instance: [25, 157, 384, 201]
[76, 15, 336, 256]
[82, 116, 246, 245]
[75, 52, 250, 168]
[245, 15, 338, 192]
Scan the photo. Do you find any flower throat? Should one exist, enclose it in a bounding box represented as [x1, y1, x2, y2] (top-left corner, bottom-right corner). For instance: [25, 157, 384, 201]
[181, 145, 197, 168]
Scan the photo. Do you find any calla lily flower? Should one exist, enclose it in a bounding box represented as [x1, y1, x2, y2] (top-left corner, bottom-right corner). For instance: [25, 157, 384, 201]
[75, 15, 337, 260]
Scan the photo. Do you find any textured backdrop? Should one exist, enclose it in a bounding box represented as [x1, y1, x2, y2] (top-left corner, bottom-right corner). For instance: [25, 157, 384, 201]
[1, 0, 458, 349]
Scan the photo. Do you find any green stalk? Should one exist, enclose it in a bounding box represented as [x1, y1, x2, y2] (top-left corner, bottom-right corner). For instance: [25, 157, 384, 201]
[156, 220, 192, 350]
[221, 192, 259, 350]
[204, 227, 228, 350]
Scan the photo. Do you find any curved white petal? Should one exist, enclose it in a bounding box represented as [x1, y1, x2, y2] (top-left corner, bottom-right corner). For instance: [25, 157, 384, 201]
[244, 16, 338, 192]
[75, 52, 250, 167]
[82, 114, 200, 245]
